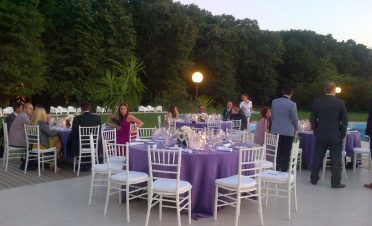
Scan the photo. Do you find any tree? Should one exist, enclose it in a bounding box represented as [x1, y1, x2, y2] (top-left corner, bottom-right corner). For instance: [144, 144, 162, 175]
[0, 0, 46, 105]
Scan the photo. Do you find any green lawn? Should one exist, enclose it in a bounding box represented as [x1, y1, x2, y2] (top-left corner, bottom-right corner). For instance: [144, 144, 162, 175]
[101, 111, 368, 128]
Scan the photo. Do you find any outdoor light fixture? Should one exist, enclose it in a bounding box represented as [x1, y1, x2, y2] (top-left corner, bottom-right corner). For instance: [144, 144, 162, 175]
[192, 72, 204, 99]
[335, 87, 341, 94]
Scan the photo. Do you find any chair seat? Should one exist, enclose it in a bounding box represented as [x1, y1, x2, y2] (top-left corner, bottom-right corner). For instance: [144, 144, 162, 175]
[258, 160, 274, 169]
[153, 178, 192, 194]
[94, 163, 123, 172]
[353, 147, 370, 154]
[215, 175, 257, 189]
[31, 147, 56, 153]
[298, 148, 303, 153]
[111, 171, 148, 184]
[261, 170, 294, 183]
[110, 156, 126, 163]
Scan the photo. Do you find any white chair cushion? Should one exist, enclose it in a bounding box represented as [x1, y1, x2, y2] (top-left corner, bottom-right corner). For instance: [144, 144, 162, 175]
[94, 163, 122, 172]
[261, 170, 294, 183]
[215, 175, 257, 189]
[110, 156, 126, 163]
[153, 178, 192, 194]
[257, 160, 274, 169]
[111, 171, 148, 184]
[353, 148, 370, 154]
[31, 147, 56, 153]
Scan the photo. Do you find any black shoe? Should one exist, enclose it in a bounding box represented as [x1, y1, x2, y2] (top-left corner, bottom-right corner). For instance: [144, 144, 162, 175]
[310, 180, 317, 185]
[331, 184, 346, 189]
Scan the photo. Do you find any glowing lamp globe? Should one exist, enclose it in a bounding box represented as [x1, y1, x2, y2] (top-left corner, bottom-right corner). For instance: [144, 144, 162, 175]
[335, 87, 341, 94]
[192, 72, 203, 83]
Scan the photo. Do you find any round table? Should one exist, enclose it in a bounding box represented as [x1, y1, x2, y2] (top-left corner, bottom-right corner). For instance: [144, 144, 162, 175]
[298, 131, 361, 169]
[175, 120, 232, 131]
[57, 128, 72, 161]
[129, 143, 243, 218]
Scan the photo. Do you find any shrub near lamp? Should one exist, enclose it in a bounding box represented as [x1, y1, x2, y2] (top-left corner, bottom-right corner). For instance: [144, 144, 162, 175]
[192, 72, 204, 99]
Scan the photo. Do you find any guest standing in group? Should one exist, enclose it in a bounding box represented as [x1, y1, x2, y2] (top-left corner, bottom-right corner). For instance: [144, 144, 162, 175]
[30, 106, 62, 159]
[310, 82, 348, 188]
[363, 99, 372, 189]
[254, 106, 271, 145]
[68, 101, 101, 159]
[271, 85, 298, 172]
[5, 102, 23, 131]
[240, 93, 253, 129]
[9, 102, 34, 148]
[222, 101, 233, 121]
[230, 104, 247, 130]
[109, 103, 144, 144]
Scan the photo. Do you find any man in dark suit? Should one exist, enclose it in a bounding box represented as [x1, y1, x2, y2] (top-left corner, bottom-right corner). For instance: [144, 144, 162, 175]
[310, 82, 348, 188]
[222, 101, 233, 121]
[5, 102, 23, 131]
[68, 101, 101, 158]
[363, 100, 372, 189]
[270, 85, 298, 172]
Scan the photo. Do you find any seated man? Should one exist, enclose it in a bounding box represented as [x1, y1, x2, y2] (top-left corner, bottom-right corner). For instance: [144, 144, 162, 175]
[229, 104, 247, 130]
[222, 101, 233, 121]
[9, 102, 34, 147]
[68, 101, 101, 159]
[197, 105, 206, 114]
[5, 102, 23, 131]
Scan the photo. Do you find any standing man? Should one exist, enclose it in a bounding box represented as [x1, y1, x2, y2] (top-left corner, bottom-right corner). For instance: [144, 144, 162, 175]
[222, 101, 233, 121]
[5, 102, 23, 131]
[270, 85, 298, 172]
[240, 93, 253, 128]
[9, 102, 34, 147]
[310, 82, 348, 188]
[363, 99, 372, 189]
[68, 101, 101, 159]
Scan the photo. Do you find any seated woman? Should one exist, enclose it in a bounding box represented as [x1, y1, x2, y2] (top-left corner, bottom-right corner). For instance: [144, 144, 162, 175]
[30, 106, 62, 164]
[229, 104, 247, 130]
[254, 106, 271, 145]
[165, 105, 179, 127]
[109, 103, 144, 144]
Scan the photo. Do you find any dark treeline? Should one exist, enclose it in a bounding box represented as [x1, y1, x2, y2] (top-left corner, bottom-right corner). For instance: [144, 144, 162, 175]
[1, 0, 371, 111]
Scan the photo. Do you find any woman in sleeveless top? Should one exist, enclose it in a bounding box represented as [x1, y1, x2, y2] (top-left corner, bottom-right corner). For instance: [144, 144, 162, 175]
[110, 103, 144, 144]
[254, 106, 271, 145]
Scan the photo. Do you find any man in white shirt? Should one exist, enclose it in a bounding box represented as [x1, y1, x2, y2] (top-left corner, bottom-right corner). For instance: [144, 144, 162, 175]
[240, 93, 253, 128]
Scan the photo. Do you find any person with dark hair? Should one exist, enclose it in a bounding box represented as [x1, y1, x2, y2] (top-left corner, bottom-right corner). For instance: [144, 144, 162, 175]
[254, 106, 271, 145]
[167, 105, 179, 119]
[240, 93, 253, 125]
[230, 104, 247, 130]
[68, 101, 101, 158]
[310, 82, 348, 189]
[9, 102, 34, 147]
[5, 102, 23, 131]
[363, 100, 372, 189]
[197, 105, 206, 114]
[108, 103, 144, 144]
[270, 85, 298, 172]
[222, 101, 233, 121]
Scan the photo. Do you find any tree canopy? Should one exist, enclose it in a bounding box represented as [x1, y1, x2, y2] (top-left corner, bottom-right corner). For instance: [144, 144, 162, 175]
[0, 0, 371, 111]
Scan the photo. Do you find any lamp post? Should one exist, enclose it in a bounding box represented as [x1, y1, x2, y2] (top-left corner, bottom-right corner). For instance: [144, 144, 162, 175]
[335, 87, 341, 94]
[192, 72, 204, 99]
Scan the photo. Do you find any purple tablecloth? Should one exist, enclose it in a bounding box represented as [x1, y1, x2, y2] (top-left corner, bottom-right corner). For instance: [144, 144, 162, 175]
[57, 128, 72, 161]
[299, 131, 361, 169]
[175, 120, 232, 131]
[129, 144, 240, 218]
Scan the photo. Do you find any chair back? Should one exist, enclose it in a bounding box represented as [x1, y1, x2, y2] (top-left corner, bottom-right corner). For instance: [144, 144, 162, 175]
[147, 147, 182, 187]
[288, 141, 299, 182]
[207, 120, 222, 133]
[24, 125, 40, 149]
[231, 119, 242, 130]
[3, 122, 9, 149]
[137, 127, 156, 139]
[238, 146, 265, 188]
[102, 129, 116, 145]
[264, 133, 279, 168]
[227, 128, 247, 143]
[103, 140, 127, 172]
[79, 125, 100, 154]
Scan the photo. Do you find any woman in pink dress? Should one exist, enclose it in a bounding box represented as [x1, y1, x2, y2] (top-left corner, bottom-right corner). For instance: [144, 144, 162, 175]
[110, 103, 144, 144]
[254, 106, 271, 145]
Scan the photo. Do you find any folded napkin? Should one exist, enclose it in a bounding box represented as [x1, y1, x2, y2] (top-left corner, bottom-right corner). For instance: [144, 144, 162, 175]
[223, 143, 232, 148]
[129, 141, 144, 145]
[216, 146, 233, 152]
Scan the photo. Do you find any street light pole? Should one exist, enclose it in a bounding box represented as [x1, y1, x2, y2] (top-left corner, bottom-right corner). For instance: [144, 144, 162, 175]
[192, 72, 204, 100]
